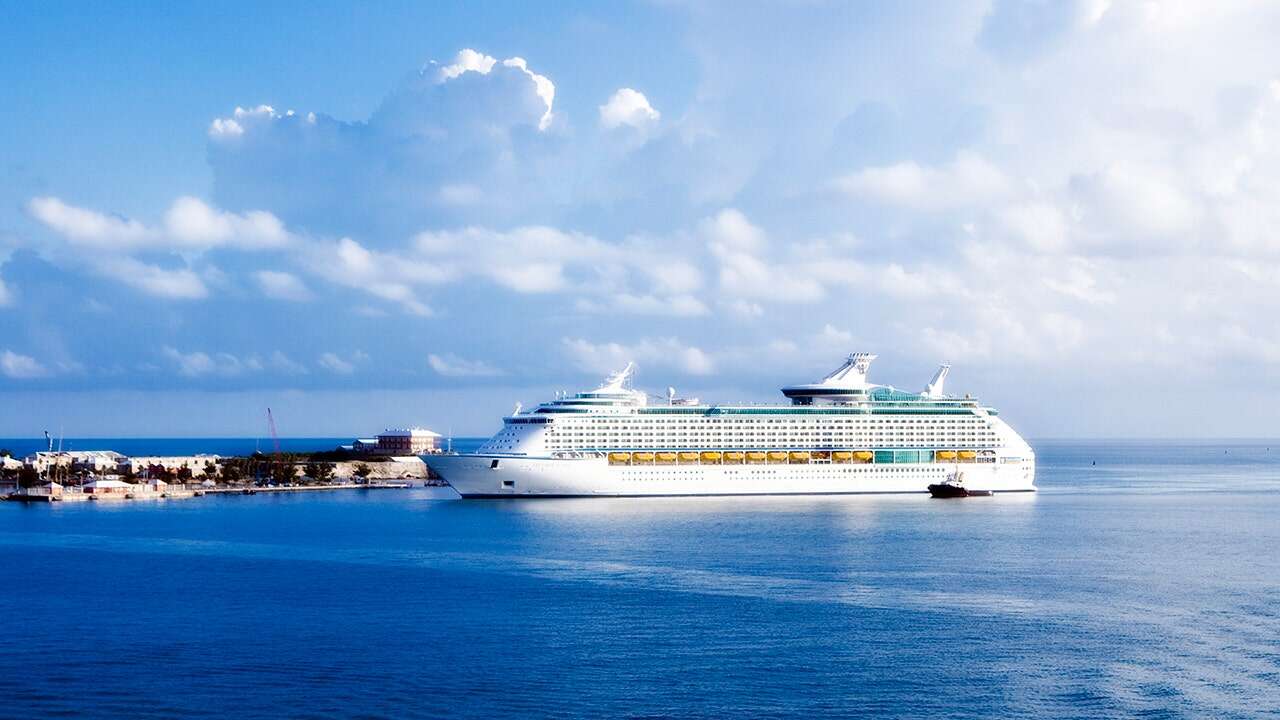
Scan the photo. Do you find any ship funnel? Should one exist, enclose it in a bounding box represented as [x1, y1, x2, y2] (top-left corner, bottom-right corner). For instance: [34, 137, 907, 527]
[922, 364, 950, 398]
[820, 353, 878, 388]
[599, 362, 636, 391]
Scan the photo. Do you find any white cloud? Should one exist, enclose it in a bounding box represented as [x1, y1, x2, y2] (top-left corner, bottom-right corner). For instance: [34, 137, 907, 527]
[309, 237, 445, 316]
[501, 57, 556, 131]
[431, 49, 555, 131]
[207, 105, 282, 139]
[0, 274, 12, 307]
[28, 197, 150, 246]
[318, 352, 356, 374]
[267, 351, 308, 375]
[412, 225, 703, 311]
[1, 350, 49, 379]
[437, 184, 484, 206]
[818, 324, 853, 345]
[101, 257, 208, 300]
[427, 353, 503, 377]
[833, 151, 1012, 211]
[703, 209, 824, 303]
[435, 48, 498, 81]
[164, 196, 289, 250]
[563, 337, 715, 376]
[600, 88, 661, 129]
[162, 347, 244, 377]
[999, 201, 1070, 252]
[30, 195, 290, 252]
[255, 270, 312, 301]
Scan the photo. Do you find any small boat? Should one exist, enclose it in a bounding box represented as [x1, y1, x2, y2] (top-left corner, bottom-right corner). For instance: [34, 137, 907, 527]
[928, 473, 991, 498]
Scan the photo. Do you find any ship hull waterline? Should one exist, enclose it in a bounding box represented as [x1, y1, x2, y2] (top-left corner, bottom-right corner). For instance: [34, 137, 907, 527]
[426, 453, 1036, 498]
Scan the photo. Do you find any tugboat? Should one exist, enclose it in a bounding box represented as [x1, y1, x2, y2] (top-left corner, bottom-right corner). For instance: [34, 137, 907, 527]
[928, 472, 992, 498]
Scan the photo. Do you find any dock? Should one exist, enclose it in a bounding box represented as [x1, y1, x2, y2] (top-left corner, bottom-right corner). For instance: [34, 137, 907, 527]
[3, 481, 420, 503]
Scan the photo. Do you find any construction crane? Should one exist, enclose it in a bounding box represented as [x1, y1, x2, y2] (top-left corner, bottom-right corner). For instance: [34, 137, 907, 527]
[266, 407, 282, 456]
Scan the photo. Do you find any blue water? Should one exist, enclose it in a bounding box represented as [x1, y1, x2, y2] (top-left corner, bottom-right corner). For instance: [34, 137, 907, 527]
[1, 437, 361, 457]
[2, 440, 1278, 719]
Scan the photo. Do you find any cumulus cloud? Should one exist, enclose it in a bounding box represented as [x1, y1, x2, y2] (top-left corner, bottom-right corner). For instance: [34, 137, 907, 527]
[163, 347, 241, 377]
[435, 48, 498, 81]
[599, 88, 660, 129]
[703, 209, 824, 303]
[833, 151, 1011, 212]
[316, 350, 367, 375]
[428, 353, 503, 377]
[563, 337, 714, 376]
[30, 195, 289, 251]
[255, 270, 312, 301]
[163, 196, 289, 250]
[307, 237, 443, 316]
[28, 197, 150, 246]
[205, 48, 567, 240]
[0, 273, 12, 307]
[317, 352, 355, 374]
[1, 350, 50, 379]
[101, 257, 208, 300]
[161, 347, 305, 376]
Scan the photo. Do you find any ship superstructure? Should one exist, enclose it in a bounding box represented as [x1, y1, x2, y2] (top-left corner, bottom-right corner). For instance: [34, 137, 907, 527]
[426, 354, 1036, 497]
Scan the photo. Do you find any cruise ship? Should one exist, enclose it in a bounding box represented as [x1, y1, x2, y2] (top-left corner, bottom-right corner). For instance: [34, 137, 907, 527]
[425, 353, 1036, 497]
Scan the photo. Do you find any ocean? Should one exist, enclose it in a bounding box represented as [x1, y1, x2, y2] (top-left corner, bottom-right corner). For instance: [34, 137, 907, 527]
[1, 439, 1278, 718]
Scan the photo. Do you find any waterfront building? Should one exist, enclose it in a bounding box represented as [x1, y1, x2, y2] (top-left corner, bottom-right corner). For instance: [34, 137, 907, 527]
[375, 428, 441, 455]
[24, 450, 125, 475]
[122, 455, 221, 477]
[83, 479, 133, 495]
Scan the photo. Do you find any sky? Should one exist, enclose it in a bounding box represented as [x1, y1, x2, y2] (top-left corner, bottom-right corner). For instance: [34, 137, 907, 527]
[2, 0, 1280, 438]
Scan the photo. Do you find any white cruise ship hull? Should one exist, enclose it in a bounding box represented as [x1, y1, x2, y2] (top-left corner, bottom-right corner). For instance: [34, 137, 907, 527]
[427, 454, 1036, 498]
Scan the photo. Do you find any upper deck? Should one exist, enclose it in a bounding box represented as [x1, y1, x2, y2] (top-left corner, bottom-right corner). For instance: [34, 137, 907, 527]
[524, 354, 994, 420]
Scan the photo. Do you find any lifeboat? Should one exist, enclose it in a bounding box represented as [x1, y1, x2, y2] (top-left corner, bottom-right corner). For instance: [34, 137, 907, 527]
[723, 451, 745, 464]
[767, 451, 788, 463]
[746, 451, 767, 464]
[958, 450, 977, 461]
[678, 451, 701, 463]
[632, 452, 655, 464]
[700, 451, 723, 464]
[608, 452, 631, 465]
[655, 452, 678, 464]
[788, 451, 810, 463]
[936, 450, 957, 461]
[853, 451, 874, 463]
